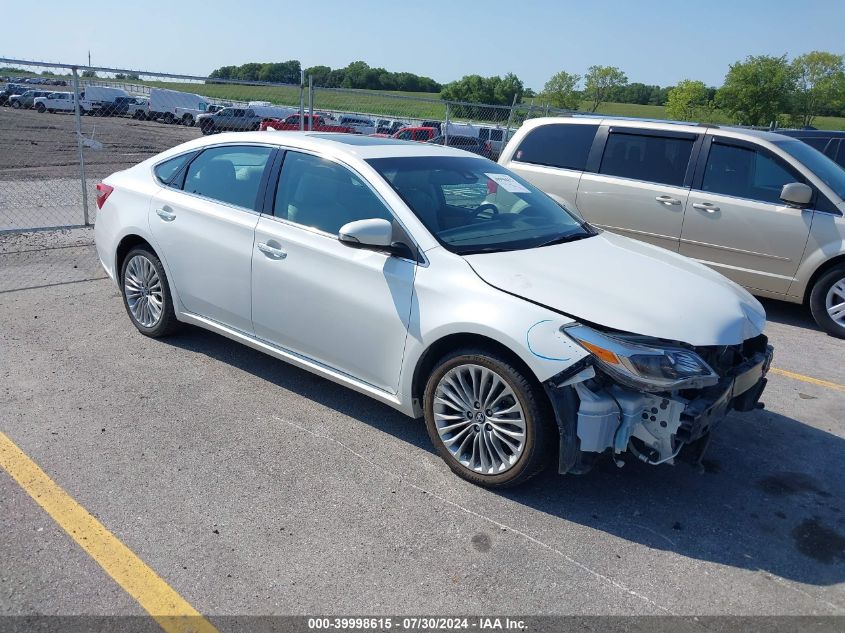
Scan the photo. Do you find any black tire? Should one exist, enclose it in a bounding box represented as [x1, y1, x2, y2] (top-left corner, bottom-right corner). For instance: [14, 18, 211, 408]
[809, 263, 845, 338]
[36, 103, 46, 113]
[11, 100, 20, 109]
[181, 114, 194, 126]
[423, 348, 555, 488]
[162, 112, 174, 124]
[119, 247, 180, 338]
[200, 121, 214, 135]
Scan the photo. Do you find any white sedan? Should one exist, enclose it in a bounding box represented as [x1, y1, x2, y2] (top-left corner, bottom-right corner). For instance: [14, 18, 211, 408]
[94, 132, 773, 487]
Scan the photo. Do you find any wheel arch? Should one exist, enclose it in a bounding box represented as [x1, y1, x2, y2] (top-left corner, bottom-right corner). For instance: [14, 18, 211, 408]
[803, 253, 845, 304]
[410, 332, 550, 414]
[115, 234, 156, 280]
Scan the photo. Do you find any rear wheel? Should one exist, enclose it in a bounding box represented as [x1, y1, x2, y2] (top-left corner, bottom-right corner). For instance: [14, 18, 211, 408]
[810, 263, 845, 339]
[423, 348, 554, 488]
[120, 247, 179, 338]
[162, 112, 175, 124]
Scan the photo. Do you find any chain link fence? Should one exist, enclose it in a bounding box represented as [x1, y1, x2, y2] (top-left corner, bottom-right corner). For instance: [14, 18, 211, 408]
[0, 57, 570, 291]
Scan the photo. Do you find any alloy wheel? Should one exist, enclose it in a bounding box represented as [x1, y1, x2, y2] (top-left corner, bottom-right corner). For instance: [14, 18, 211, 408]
[123, 255, 164, 328]
[826, 277, 845, 327]
[433, 363, 526, 475]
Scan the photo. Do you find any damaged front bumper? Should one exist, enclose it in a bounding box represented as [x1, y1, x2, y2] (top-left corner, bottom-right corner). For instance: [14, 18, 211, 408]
[544, 336, 774, 474]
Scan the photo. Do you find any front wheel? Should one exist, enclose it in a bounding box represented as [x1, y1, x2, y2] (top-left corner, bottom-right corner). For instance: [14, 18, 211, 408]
[810, 264, 845, 338]
[11, 101, 20, 109]
[120, 247, 179, 338]
[423, 349, 554, 488]
[36, 103, 46, 113]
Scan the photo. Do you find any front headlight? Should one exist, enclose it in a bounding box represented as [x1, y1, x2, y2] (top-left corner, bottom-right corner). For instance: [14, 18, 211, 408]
[563, 324, 718, 392]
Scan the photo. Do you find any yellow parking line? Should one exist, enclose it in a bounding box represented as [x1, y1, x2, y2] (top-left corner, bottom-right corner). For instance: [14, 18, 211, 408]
[769, 367, 845, 393]
[0, 432, 219, 633]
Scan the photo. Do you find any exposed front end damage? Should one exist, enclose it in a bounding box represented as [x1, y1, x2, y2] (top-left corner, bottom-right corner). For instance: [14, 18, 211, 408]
[544, 333, 774, 474]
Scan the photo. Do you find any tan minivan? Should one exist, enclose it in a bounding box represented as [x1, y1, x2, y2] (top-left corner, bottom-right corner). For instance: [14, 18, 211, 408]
[499, 117, 845, 337]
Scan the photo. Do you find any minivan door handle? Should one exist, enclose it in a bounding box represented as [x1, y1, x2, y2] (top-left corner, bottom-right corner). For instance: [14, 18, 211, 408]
[155, 208, 176, 221]
[257, 241, 287, 259]
[655, 195, 681, 206]
[692, 202, 720, 213]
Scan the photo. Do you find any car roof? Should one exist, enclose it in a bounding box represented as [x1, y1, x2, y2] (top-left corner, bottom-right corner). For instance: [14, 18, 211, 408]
[160, 131, 483, 161]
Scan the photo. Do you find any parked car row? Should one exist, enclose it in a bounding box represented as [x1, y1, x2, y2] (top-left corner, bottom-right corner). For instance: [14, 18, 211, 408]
[0, 75, 68, 86]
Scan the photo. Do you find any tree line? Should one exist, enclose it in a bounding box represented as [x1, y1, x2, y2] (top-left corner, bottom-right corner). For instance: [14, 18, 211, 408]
[208, 60, 441, 93]
[539, 51, 845, 127]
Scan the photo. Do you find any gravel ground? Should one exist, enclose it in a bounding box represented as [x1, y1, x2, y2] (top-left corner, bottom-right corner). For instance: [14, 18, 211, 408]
[0, 106, 200, 230]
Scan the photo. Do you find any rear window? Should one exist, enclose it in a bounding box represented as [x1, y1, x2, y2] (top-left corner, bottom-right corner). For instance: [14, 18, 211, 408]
[154, 152, 196, 186]
[599, 131, 694, 187]
[514, 123, 598, 171]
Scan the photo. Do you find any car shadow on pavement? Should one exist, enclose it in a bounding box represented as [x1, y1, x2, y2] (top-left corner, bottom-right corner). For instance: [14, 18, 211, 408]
[161, 327, 435, 455]
[760, 298, 819, 330]
[506, 405, 845, 587]
[163, 327, 844, 587]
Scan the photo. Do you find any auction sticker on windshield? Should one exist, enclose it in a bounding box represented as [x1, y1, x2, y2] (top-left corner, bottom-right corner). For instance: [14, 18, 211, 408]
[485, 173, 530, 193]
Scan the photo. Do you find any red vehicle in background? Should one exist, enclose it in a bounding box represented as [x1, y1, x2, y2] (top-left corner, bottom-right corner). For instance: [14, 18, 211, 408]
[260, 113, 357, 133]
[392, 126, 438, 142]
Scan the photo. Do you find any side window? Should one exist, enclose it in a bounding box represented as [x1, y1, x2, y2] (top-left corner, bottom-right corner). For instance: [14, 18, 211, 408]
[183, 145, 272, 209]
[800, 137, 830, 153]
[154, 152, 196, 186]
[397, 131, 413, 140]
[702, 142, 799, 204]
[274, 152, 393, 234]
[514, 124, 599, 171]
[490, 129, 503, 142]
[599, 132, 694, 187]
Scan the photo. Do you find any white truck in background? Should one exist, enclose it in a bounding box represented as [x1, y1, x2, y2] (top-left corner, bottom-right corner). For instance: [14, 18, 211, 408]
[33, 91, 77, 113]
[148, 88, 210, 126]
[79, 86, 129, 115]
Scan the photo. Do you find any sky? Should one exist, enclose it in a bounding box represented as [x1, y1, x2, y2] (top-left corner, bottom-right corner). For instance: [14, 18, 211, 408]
[2, 0, 843, 90]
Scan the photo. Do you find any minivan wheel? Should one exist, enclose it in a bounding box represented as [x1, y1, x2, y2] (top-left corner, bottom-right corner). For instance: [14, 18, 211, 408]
[810, 264, 845, 338]
[423, 348, 554, 488]
[120, 248, 179, 338]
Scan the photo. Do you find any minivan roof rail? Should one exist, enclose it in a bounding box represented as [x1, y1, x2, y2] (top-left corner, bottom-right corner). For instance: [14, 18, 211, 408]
[566, 112, 720, 129]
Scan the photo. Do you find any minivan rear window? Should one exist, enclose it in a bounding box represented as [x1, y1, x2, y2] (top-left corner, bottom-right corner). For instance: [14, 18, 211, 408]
[513, 123, 598, 171]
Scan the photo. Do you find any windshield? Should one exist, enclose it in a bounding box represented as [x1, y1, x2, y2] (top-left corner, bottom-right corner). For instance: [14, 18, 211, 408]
[774, 139, 845, 200]
[367, 156, 594, 254]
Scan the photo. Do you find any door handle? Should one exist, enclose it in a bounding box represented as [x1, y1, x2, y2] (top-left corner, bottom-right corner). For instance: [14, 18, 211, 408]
[692, 202, 720, 213]
[257, 241, 287, 259]
[655, 195, 681, 205]
[155, 208, 176, 221]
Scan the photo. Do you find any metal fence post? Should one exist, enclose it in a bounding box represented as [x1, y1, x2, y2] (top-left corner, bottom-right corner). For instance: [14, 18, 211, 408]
[308, 75, 313, 131]
[444, 103, 450, 145]
[504, 97, 517, 147]
[299, 70, 305, 131]
[72, 67, 90, 226]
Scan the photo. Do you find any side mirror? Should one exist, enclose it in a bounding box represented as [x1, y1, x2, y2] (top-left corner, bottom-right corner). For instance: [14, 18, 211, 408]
[780, 182, 812, 208]
[338, 218, 394, 248]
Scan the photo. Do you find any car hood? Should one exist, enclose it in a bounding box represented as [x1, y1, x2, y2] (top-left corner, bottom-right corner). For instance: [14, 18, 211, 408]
[464, 232, 766, 346]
